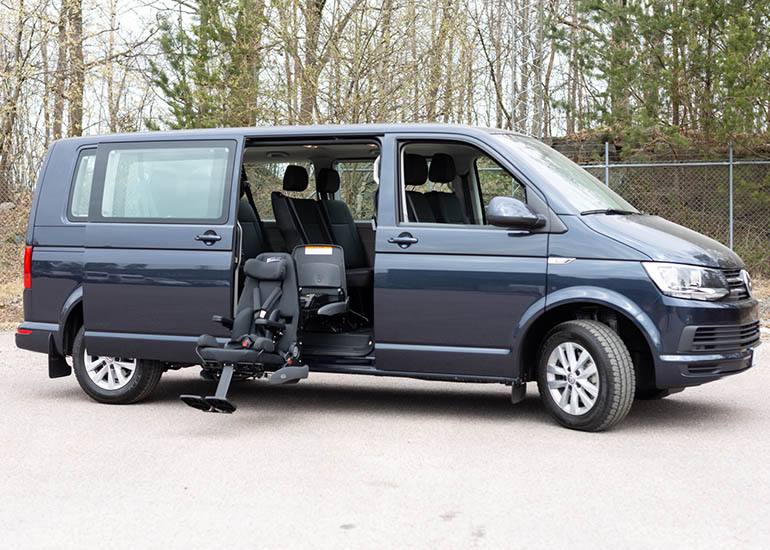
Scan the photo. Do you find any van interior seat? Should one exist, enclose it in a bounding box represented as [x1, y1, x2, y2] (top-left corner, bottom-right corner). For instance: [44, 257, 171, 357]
[238, 198, 267, 262]
[271, 165, 333, 250]
[316, 168, 372, 288]
[404, 154, 436, 223]
[271, 165, 371, 289]
[426, 153, 466, 224]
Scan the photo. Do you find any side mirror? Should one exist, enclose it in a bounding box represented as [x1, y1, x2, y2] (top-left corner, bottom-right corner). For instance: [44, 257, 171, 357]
[487, 196, 546, 229]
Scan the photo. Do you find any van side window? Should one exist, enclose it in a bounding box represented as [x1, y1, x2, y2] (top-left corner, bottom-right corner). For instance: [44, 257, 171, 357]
[100, 144, 232, 222]
[333, 160, 377, 220]
[475, 156, 526, 209]
[68, 149, 96, 219]
[398, 141, 526, 225]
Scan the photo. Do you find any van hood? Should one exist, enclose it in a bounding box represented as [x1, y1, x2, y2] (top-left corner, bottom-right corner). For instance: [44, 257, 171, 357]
[582, 214, 744, 269]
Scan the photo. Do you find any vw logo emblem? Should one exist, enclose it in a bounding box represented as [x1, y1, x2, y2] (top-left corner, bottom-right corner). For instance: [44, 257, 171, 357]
[741, 269, 752, 296]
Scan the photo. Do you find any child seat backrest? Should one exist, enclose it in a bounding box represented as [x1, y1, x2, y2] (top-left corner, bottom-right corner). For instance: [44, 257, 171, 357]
[233, 252, 299, 354]
[293, 245, 348, 317]
[293, 245, 346, 296]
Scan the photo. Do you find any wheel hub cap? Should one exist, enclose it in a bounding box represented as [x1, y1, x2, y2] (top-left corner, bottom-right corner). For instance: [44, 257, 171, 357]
[546, 342, 600, 416]
[85, 352, 137, 390]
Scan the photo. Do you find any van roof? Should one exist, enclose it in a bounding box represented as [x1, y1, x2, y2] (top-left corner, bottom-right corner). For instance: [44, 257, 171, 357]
[54, 123, 525, 145]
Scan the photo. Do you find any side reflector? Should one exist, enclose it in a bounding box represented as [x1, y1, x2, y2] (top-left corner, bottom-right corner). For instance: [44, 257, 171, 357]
[23, 245, 32, 289]
[17, 329, 31, 335]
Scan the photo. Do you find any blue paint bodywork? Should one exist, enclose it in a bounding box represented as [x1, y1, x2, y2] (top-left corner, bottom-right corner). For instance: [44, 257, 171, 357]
[15, 124, 760, 390]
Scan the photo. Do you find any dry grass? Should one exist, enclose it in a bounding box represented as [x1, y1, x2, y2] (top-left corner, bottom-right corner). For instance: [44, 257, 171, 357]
[0, 278, 23, 331]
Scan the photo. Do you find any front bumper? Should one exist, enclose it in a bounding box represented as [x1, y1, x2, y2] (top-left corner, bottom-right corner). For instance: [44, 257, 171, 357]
[655, 345, 759, 388]
[651, 296, 760, 388]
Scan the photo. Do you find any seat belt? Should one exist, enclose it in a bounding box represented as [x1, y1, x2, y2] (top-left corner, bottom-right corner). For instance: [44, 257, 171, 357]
[405, 191, 419, 222]
[254, 285, 283, 320]
[243, 181, 271, 251]
[460, 173, 473, 223]
[316, 200, 338, 245]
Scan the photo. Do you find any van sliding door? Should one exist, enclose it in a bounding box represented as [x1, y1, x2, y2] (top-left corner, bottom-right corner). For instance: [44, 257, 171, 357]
[83, 140, 239, 362]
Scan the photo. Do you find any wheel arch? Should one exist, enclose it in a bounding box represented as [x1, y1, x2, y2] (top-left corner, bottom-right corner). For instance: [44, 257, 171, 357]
[57, 286, 83, 356]
[514, 287, 661, 388]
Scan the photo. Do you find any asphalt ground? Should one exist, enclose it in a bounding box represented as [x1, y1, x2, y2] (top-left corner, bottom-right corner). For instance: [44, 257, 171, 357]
[0, 332, 768, 549]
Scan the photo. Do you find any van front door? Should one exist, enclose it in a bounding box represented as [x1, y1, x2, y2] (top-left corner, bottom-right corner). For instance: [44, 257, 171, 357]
[83, 140, 239, 363]
[373, 136, 548, 380]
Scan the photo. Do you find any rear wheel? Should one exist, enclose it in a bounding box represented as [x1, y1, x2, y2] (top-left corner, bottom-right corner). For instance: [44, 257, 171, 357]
[536, 320, 635, 432]
[72, 326, 163, 404]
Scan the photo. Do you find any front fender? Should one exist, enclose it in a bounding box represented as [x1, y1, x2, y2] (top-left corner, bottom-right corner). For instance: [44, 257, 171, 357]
[512, 286, 663, 379]
[548, 286, 661, 351]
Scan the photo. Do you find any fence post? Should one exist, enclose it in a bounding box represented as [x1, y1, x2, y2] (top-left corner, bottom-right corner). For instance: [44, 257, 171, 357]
[604, 141, 609, 186]
[729, 139, 734, 250]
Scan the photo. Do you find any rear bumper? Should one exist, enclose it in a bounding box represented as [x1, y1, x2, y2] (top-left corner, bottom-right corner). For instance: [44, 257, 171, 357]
[654, 343, 759, 388]
[14, 322, 59, 354]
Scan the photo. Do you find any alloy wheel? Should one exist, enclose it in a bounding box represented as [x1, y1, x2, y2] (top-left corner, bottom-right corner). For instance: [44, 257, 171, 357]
[546, 342, 600, 416]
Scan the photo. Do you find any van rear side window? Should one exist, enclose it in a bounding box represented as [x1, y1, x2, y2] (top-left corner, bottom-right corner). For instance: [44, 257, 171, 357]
[99, 144, 233, 222]
[68, 150, 96, 219]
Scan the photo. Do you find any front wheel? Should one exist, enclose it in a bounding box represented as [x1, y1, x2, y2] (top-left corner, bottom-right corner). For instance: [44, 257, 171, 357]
[536, 320, 635, 432]
[72, 327, 164, 404]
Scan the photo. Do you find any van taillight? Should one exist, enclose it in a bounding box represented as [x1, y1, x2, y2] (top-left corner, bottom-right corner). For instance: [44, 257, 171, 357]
[24, 246, 32, 289]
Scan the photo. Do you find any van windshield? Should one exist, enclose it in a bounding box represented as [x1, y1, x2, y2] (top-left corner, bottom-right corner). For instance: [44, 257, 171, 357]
[492, 134, 638, 214]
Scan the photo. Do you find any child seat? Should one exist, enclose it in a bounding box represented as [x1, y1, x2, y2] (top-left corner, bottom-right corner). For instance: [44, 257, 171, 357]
[293, 244, 368, 332]
[180, 252, 307, 413]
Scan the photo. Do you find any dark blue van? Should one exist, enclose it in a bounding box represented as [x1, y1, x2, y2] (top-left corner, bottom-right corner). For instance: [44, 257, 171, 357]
[15, 124, 761, 431]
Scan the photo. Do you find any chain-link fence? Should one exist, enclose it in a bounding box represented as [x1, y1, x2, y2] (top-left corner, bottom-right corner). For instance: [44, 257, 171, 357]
[580, 150, 770, 278]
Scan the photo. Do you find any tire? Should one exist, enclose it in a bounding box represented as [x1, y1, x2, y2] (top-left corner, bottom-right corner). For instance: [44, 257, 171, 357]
[72, 326, 163, 404]
[536, 320, 635, 432]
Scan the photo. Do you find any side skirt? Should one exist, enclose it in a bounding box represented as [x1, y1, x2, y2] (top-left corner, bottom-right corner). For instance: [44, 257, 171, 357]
[306, 360, 516, 385]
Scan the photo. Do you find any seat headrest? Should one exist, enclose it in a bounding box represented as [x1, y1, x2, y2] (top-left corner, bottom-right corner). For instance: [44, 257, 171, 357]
[244, 257, 286, 281]
[317, 168, 340, 194]
[429, 153, 456, 183]
[404, 154, 428, 186]
[283, 165, 309, 192]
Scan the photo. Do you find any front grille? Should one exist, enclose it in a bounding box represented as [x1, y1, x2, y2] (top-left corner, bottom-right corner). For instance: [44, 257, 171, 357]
[721, 268, 749, 301]
[686, 321, 760, 352]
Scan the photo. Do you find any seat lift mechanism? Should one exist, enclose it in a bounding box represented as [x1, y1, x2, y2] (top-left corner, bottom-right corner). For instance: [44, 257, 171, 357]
[180, 253, 307, 413]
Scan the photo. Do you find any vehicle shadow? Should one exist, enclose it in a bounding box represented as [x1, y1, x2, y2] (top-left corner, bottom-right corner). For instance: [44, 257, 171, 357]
[153, 374, 544, 423]
[149, 373, 746, 432]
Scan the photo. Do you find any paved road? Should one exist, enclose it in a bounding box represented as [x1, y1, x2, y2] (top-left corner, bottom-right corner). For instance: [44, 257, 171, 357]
[0, 333, 768, 549]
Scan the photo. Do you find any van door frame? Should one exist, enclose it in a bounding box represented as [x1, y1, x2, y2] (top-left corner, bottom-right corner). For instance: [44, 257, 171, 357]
[372, 131, 551, 381]
[82, 137, 244, 363]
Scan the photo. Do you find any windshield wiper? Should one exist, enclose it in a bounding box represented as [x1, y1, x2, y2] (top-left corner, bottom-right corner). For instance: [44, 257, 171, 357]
[580, 208, 640, 216]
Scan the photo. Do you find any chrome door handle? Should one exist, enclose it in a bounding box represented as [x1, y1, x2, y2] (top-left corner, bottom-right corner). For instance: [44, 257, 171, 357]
[195, 231, 222, 245]
[388, 232, 418, 248]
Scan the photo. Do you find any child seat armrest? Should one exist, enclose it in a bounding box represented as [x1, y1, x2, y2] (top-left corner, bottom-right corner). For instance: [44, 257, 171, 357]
[212, 315, 234, 329]
[253, 318, 286, 331]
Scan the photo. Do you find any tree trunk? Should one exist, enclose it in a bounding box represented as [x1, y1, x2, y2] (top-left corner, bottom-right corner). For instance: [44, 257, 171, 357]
[53, 1, 70, 140]
[299, 0, 326, 124]
[67, 0, 84, 137]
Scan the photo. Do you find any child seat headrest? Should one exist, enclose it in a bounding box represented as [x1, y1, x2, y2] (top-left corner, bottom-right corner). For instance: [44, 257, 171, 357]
[244, 257, 287, 281]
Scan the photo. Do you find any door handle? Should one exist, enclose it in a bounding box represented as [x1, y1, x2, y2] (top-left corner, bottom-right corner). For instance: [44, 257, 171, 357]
[388, 232, 419, 248]
[195, 231, 222, 245]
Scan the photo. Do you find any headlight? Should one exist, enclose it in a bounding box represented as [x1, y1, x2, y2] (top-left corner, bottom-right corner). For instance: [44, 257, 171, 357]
[642, 262, 729, 301]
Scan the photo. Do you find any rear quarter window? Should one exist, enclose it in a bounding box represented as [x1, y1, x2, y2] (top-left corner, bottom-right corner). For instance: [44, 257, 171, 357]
[68, 149, 96, 220]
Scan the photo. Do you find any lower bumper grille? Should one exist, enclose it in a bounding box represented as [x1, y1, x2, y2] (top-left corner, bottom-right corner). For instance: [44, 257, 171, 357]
[680, 321, 760, 352]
